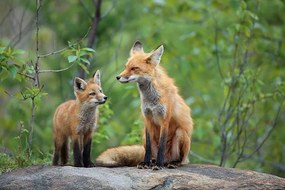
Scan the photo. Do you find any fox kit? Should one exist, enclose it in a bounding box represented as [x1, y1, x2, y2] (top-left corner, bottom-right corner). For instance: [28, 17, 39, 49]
[96, 41, 193, 170]
[52, 70, 107, 167]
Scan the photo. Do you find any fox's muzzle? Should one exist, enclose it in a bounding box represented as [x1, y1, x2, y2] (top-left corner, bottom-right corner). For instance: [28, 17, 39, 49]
[99, 96, 108, 104]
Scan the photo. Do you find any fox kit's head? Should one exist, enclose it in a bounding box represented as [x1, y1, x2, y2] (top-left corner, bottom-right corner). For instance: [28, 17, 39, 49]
[116, 41, 164, 83]
[74, 70, 107, 107]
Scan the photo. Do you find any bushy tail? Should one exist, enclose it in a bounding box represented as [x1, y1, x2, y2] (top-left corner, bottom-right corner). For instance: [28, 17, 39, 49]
[96, 145, 145, 167]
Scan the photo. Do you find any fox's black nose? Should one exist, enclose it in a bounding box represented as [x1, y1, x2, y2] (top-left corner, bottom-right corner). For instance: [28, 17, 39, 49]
[104, 96, 108, 101]
[116, 76, 121, 80]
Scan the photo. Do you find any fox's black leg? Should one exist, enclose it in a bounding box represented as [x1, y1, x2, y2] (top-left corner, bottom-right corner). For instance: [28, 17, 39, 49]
[52, 148, 60, 166]
[153, 131, 167, 170]
[60, 137, 68, 165]
[137, 129, 152, 169]
[73, 139, 83, 167]
[83, 137, 94, 167]
[52, 141, 60, 166]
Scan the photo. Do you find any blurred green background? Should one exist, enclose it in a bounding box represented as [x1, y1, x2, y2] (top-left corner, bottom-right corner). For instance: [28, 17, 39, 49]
[0, 0, 284, 177]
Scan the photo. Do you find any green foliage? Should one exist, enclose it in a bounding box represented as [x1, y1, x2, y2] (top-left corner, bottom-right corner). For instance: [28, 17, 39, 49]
[63, 44, 96, 74]
[0, 46, 25, 80]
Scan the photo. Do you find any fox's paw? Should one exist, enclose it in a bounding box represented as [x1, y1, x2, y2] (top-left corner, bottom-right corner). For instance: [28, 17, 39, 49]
[166, 161, 181, 169]
[74, 163, 83, 167]
[137, 161, 151, 169]
[152, 165, 163, 170]
[166, 163, 178, 169]
[84, 161, 95, 168]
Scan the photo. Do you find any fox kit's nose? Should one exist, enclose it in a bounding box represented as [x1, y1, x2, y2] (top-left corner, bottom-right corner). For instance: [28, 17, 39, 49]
[116, 76, 121, 80]
[104, 96, 108, 101]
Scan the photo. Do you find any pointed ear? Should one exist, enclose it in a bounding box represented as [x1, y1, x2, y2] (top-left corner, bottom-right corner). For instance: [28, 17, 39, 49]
[93, 70, 101, 86]
[130, 41, 143, 56]
[74, 77, 87, 92]
[147, 45, 164, 66]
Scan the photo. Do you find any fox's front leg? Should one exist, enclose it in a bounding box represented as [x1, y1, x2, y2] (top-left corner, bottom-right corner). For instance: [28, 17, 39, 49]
[73, 135, 83, 167]
[137, 127, 152, 169]
[153, 120, 169, 170]
[83, 133, 95, 167]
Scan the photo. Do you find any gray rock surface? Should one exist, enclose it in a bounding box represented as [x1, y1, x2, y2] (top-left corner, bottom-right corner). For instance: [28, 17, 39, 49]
[0, 164, 284, 189]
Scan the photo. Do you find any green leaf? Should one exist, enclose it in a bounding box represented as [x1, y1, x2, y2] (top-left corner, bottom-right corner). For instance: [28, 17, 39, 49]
[78, 63, 89, 74]
[11, 49, 25, 56]
[241, 1, 247, 10]
[79, 51, 88, 57]
[0, 47, 6, 54]
[248, 11, 258, 20]
[235, 24, 241, 32]
[67, 55, 77, 63]
[81, 58, 90, 65]
[240, 25, 250, 37]
[9, 65, 18, 78]
[82, 48, 95, 53]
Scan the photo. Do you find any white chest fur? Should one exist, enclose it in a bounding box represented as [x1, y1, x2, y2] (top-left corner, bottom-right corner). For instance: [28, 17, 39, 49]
[138, 79, 166, 124]
[77, 105, 98, 134]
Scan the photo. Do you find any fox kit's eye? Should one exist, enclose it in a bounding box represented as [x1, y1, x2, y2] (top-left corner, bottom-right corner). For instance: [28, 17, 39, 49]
[89, 92, 96, 96]
[131, 67, 139, 71]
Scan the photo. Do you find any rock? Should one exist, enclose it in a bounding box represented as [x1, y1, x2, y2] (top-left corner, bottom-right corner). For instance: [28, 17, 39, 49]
[0, 164, 284, 190]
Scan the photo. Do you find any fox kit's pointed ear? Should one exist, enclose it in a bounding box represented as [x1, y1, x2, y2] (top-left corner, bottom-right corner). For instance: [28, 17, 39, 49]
[74, 77, 87, 92]
[148, 45, 164, 66]
[93, 70, 101, 86]
[130, 41, 144, 55]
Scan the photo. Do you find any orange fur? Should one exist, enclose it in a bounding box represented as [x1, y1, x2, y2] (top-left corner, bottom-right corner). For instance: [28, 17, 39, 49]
[96, 145, 145, 167]
[53, 70, 107, 167]
[97, 41, 193, 169]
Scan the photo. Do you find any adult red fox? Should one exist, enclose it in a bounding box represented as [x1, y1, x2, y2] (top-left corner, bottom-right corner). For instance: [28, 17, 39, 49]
[96, 41, 193, 170]
[53, 70, 107, 167]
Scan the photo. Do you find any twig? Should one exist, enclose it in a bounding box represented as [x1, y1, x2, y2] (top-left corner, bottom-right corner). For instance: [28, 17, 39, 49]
[39, 62, 76, 73]
[213, 15, 224, 79]
[28, 0, 42, 157]
[101, 0, 116, 19]
[240, 99, 284, 162]
[78, 0, 102, 78]
[190, 151, 219, 165]
[38, 27, 91, 58]
[79, 0, 93, 19]
[0, 7, 13, 26]
[34, 0, 41, 88]
[17, 72, 35, 80]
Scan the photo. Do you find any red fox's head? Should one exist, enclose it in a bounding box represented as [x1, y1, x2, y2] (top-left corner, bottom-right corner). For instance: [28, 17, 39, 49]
[74, 70, 107, 106]
[116, 41, 164, 83]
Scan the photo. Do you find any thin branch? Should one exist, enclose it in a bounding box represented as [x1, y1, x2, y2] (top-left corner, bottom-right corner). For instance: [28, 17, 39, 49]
[10, 17, 34, 48]
[240, 99, 284, 162]
[78, 0, 102, 78]
[38, 27, 91, 58]
[213, 15, 224, 79]
[0, 7, 13, 26]
[17, 72, 35, 80]
[87, 0, 102, 48]
[190, 151, 219, 165]
[79, 0, 93, 19]
[11, 7, 27, 47]
[101, 0, 116, 19]
[28, 0, 42, 156]
[34, 0, 41, 88]
[39, 62, 76, 73]
[9, 1, 35, 48]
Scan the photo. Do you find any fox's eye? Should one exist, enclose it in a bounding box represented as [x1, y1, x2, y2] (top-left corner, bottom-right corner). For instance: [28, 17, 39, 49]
[99, 89, 102, 93]
[131, 67, 139, 71]
[89, 92, 96, 96]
